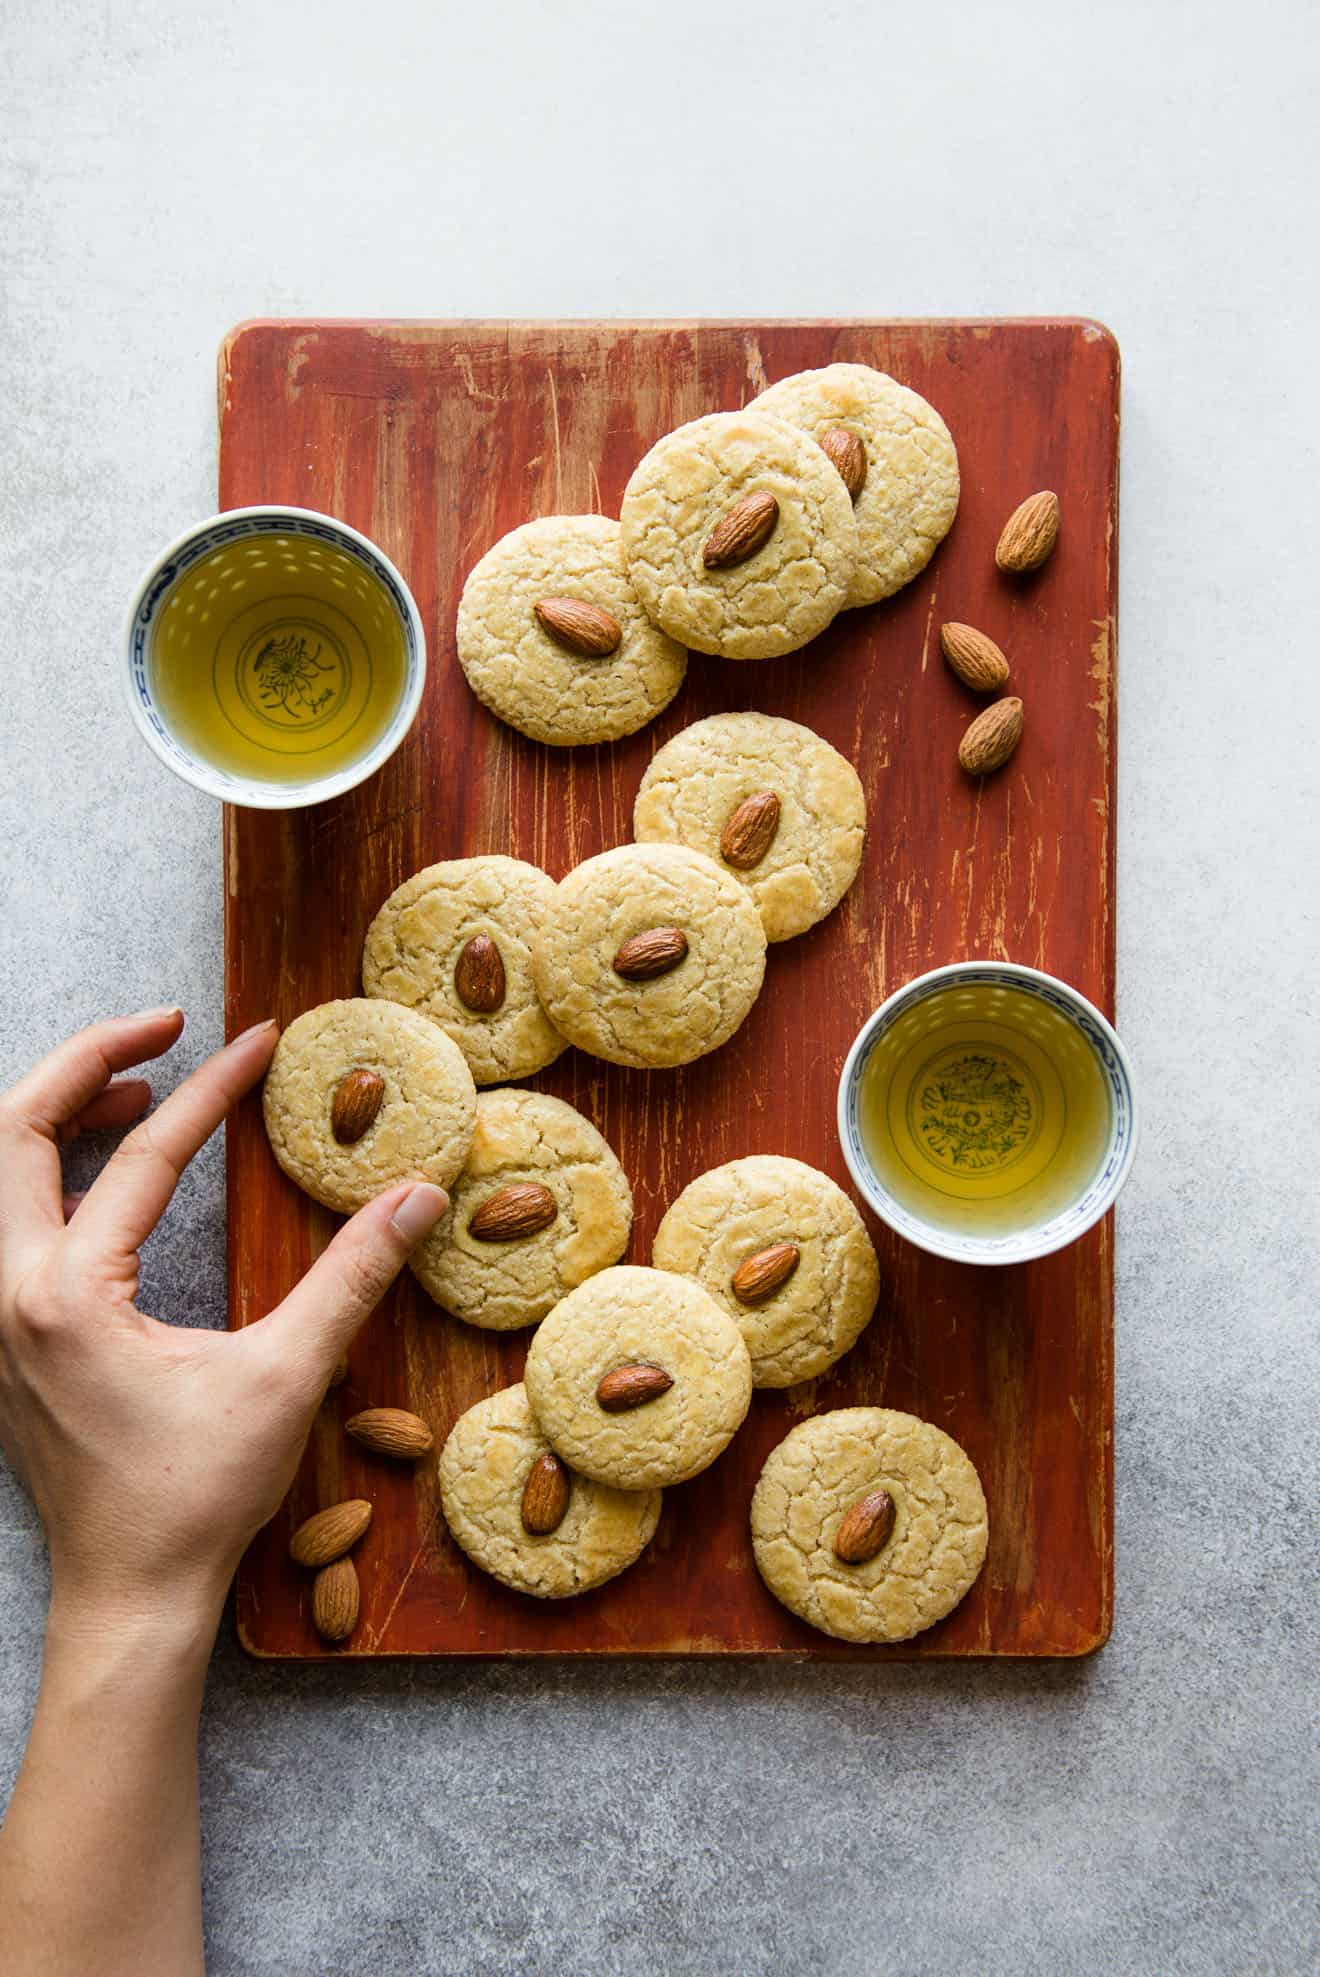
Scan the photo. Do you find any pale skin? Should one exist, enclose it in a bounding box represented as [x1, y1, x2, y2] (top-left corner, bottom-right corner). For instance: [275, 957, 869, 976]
[0, 1008, 450, 1976]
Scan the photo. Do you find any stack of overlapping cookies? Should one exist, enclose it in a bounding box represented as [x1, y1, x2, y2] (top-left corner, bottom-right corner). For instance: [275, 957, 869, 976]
[261, 362, 988, 1644]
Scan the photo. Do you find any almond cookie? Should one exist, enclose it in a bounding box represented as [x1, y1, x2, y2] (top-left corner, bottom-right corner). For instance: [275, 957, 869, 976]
[456, 515, 687, 746]
[362, 856, 566, 1087]
[262, 998, 476, 1214]
[530, 843, 767, 1070]
[633, 712, 865, 943]
[619, 411, 858, 659]
[523, 1265, 753, 1490]
[653, 1156, 880, 1388]
[750, 1407, 988, 1643]
[439, 1383, 661, 1599]
[749, 364, 959, 606]
[410, 1089, 632, 1331]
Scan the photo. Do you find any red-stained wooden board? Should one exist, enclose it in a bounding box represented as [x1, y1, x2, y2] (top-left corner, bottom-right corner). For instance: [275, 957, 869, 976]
[220, 319, 1119, 1659]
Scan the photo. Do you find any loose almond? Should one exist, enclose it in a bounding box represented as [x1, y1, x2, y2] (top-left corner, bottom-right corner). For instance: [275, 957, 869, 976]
[534, 595, 623, 657]
[995, 491, 1060, 574]
[612, 926, 688, 980]
[731, 1241, 801, 1305]
[596, 1362, 674, 1412]
[468, 1181, 558, 1242]
[833, 1489, 896, 1564]
[958, 696, 1024, 776]
[940, 622, 1010, 693]
[312, 1558, 360, 1641]
[521, 1452, 572, 1535]
[703, 490, 779, 569]
[330, 1068, 385, 1144]
[454, 931, 506, 1013]
[719, 790, 781, 871]
[290, 1499, 373, 1569]
[820, 426, 867, 499]
[345, 1407, 435, 1461]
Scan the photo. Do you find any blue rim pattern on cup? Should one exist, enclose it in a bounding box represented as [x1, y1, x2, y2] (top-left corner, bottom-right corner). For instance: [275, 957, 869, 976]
[123, 506, 426, 811]
[837, 961, 1139, 1266]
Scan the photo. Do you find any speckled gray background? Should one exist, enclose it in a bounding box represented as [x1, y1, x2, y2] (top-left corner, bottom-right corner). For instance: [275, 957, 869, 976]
[2, 2, 1317, 1972]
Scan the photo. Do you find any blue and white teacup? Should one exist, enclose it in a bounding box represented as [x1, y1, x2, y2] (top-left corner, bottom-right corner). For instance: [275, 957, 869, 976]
[123, 506, 426, 811]
[838, 961, 1139, 1266]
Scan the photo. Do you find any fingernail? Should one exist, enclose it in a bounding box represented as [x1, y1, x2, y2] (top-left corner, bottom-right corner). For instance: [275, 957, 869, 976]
[389, 1183, 450, 1244]
[231, 1018, 279, 1044]
[131, 1004, 183, 1022]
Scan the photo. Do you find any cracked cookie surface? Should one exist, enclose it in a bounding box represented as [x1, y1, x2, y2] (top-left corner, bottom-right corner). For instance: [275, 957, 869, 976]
[750, 1407, 988, 1642]
[262, 998, 476, 1214]
[362, 855, 566, 1086]
[530, 843, 767, 1069]
[653, 1156, 880, 1387]
[410, 1088, 632, 1331]
[619, 411, 858, 659]
[750, 364, 959, 606]
[634, 712, 866, 943]
[456, 515, 687, 745]
[439, 1383, 662, 1598]
[523, 1265, 753, 1490]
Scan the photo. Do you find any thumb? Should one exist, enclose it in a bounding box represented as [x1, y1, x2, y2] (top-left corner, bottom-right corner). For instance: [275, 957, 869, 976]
[255, 1181, 449, 1375]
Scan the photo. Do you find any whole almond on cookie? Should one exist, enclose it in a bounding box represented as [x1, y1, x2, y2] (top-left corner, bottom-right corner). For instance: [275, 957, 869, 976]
[453, 931, 506, 1013]
[820, 427, 867, 499]
[833, 1489, 896, 1564]
[959, 697, 1024, 776]
[995, 491, 1060, 574]
[468, 1181, 558, 1242]
[731, 1241, 801, 1305]
[941, 623, 1010, 693]
[719, 791, 781, 871]
[330, 1068, 385, 1144]
[290, 1499, 373, 1568]
[702, 491, 780, 569]
[596, 1362, 674, 1412]
[521, 1452, 572, 1535]
[534, 596, 623, 657]
[346, 1408, 434, 1461]
[612, 927, 689, 980]
[312, 1558, 360, 1642]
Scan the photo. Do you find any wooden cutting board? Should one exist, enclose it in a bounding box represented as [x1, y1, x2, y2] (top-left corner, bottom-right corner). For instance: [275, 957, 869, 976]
[220, 318, 1119, 1659]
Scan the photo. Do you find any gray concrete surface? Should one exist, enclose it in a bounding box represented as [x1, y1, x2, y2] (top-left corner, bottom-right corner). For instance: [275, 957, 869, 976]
[2, 2, 1317, 1972]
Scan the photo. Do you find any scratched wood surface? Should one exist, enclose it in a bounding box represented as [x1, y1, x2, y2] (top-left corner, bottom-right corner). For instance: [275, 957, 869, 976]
[219, 319, 1119, 1659]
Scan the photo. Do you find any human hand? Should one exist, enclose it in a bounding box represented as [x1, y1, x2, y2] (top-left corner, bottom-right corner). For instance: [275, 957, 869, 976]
[0, 1008, 448, 1643]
